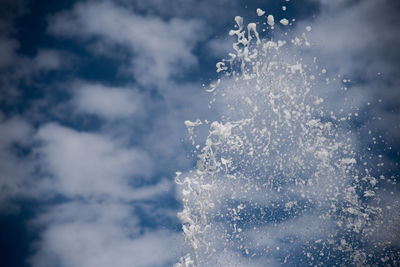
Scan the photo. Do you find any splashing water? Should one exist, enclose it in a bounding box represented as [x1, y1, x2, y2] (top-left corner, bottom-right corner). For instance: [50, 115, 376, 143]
[175, 11, 399, 267]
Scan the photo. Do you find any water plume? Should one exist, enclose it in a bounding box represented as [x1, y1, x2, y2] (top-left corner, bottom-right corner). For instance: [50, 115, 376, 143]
[175, 10, 399, 266]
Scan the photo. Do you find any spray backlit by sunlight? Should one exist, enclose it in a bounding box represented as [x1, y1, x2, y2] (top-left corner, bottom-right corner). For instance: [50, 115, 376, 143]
[175, 9, 399, 267]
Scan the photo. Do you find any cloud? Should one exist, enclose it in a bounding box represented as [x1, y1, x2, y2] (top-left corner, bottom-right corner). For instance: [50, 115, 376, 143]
[203, 37, 234, 59]
[302, 0, 400, 74]
[30, 201, 182, 267]
[0, 0, 67, 104]
[30, 119, 181, 266]
[35, 123, 154, 199]
[0, 115, 33, 212]
[0, 45, 69, 106]
[73, 83, 145, 120]
[0, 2, 217, 264]
[48, 0, 206, 87]
[33, 49, 64, 71]
[0, 37, 19, 69]
[296, 0, 400, 148]
[125, 0, 239, 20]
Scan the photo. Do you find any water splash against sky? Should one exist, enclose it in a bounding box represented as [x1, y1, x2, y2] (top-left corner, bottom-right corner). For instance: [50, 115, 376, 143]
[176, 10, 399, 267]
[0, 1, 399, 266]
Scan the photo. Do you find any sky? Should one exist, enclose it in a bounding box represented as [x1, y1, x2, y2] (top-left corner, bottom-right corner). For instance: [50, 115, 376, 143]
[0, 0, 399, 266]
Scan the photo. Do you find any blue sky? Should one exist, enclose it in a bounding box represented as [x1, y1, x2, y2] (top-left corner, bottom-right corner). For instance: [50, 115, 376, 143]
[0, 0, 399, 266]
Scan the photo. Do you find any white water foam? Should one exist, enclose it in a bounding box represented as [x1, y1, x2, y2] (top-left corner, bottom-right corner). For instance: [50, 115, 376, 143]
[175, 10, 398, 267]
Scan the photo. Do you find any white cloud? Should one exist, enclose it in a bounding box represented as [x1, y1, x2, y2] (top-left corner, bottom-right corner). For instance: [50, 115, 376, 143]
[0, 116, 32, 146]
[48, 0, 206, 86]
[295, 0, 400, 147]
[204, 37, 234, 59]
[30, 201, 182, 267]
[35, 123, 154, 199]
[73, 83, 145, 119]
[30, 120, 181, 266]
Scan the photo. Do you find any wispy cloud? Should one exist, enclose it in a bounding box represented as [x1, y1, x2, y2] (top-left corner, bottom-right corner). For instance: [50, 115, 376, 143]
[73, 83, 145, 120]
[35, 123, 154, 199]
[0, 116, 33, 211]
[48, 0, 206, 87]
[297, 0, 400, 148]
[30, 201, 182, 267]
